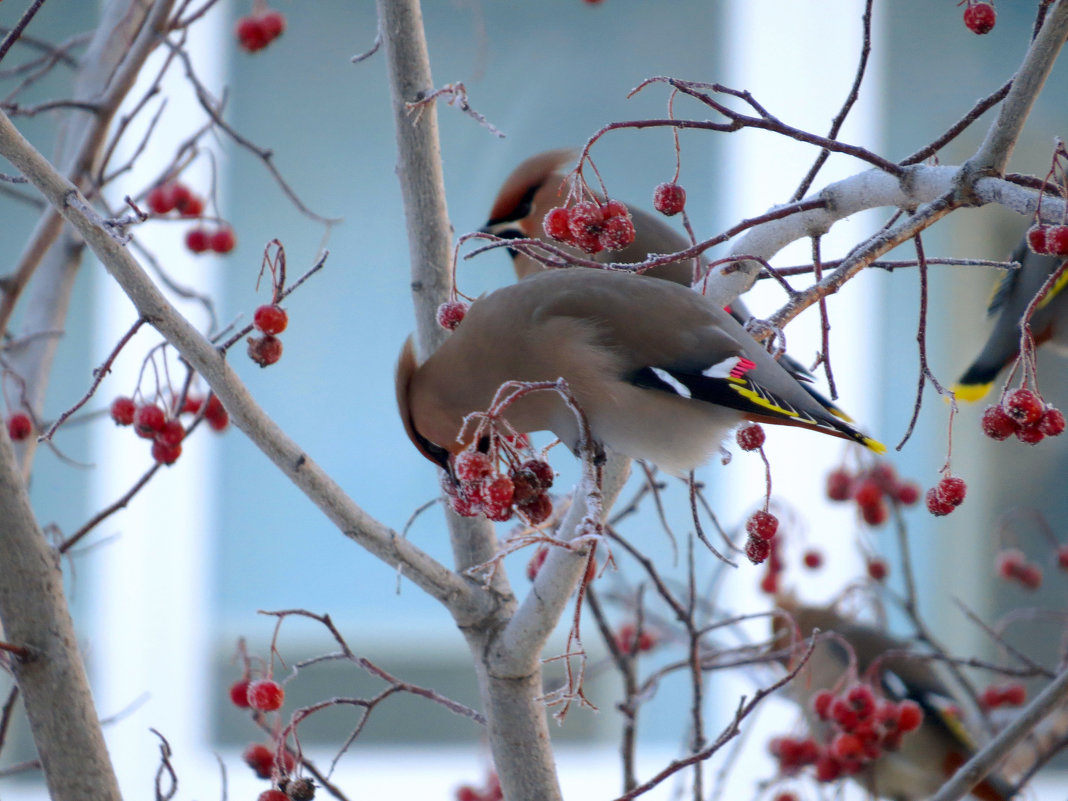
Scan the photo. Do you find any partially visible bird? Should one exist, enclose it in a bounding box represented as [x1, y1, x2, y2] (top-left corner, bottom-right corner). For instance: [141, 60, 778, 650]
[772, 598, 1015, 801]
[397, 268, 883, 477]
[955, 238, 1068, 402]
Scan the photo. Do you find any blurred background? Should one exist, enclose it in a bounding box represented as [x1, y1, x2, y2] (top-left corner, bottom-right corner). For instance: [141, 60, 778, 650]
[1, 1, 1066, 799]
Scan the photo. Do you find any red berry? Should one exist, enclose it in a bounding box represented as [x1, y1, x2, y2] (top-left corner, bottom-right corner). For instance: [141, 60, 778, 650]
[813, 690, 835, 720]
[1016, 563, 1043, 590]
[454, 450, 492, 482]
[894, 481, 920, 505]
[867, 558, 888, 581]
[981, 404, 1017, 440]
[209, 226, 236, 253]
[248, 334, 283, 367]
[567, 200, 604, 239]
[860, 498, 889, 527]
[772, 793, 799, 801]
[614, 623, 656, 655]
[448, 491, 482, 518]
[746, 510, 779, 541]
[247, 678, 285, 711]
[846, 684, 876, 718]
[518, 493, 553, 525]
[178, 194, 205, 218]
[896, 699, 923, 732]
[652, 182, 686, 216]
[436, 300, 468, 331]
[1004, 388, 1044, 426]
[598, 214, 636, 251]
[852, 477, 883, 509]
[1000, 683, 1027, 706]
[927, 475, 966, 516]
[517, 459, 553, 489]
[831, 697, 860, 730]
[481, 474, 514, 507]
[1038, 407, 1066, 436]
[543, 206, 572, 241]
[260, 10, 287, 39]
[259, 791, 289, 801]
[134, 404, 166, 438]
[151, 439, 181, 465]
[1027, 225, 1050, 254]
[167, 182, 192, 210]
[736, 423, 765, 451]
[254, 304, 289, 335]
[1047, 225, 1068, 256]
[745, 535, 771, 565]
[995, 547, 1026, 579]
[185, 227, 211, 253]
[229, 679, 251, 708]
[826, 467, 853, 501]
[830, 732, 864, 762]
[802, 549, 823, 569]
[1057, 544, 1068, 572]
[243, 743, 275, 778]
[146, 184, 176, 214]
[1015, 424, 1045, 445]
[110, 396, 137, 425]
[963, 2, 996, 35]
[204, 394, 228, 431]
[926, 488, 954, 516]
[759, 570, 778, 595]
[6, 412, 32, 441]
[603, 199, 629, 219]
[236, 16, 270, 52]
[455, 788, 481, 801]
[815, 752, 842, 783]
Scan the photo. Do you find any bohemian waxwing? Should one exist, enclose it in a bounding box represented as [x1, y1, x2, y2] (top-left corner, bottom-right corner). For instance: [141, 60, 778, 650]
[772, 598, 1015, 801]
[397, 268, 883, 477]
[955, 238, 1068, 401]
[480, 149, 852, 422]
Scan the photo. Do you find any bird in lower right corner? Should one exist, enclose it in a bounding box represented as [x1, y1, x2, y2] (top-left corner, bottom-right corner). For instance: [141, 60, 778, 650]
[955, 237, 1068, 402]
[771, 598, 1017, 801]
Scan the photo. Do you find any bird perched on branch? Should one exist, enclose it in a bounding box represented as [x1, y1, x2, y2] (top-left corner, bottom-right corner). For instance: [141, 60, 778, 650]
[772, 598, 1015, 801]
[955, 238, 1068, 401]
[397, 268, 883, 477]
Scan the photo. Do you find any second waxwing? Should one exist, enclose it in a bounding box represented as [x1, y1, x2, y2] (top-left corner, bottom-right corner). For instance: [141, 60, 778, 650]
[955, 237, 1068, 401]
[397, 268, 883, 476]
[773, 598, 1016, 801]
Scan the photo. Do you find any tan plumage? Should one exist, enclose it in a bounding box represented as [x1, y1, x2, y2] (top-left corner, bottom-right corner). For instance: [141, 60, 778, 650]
[773, 599, 1014, 801]
[397, 269, 882, 477]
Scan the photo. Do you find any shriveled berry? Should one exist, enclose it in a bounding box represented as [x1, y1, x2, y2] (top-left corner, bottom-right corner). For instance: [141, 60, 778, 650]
[286, 778, 315, 801]
[736, 423, 765, 451]
[248, 334, 283, 367]
[134, 404, 166, 438]
[229, 679, 251, 708]
[518, 493, 553, 525]
[1027, 225, 1050, 254]
[826, 467, 853, 501]
[185, 227, 211, 253]
[6, 412, 32, 441]
[543, 206, 572, 241]
[519, 458, 554, 489]
[652, 182, 686, 216]
[454, 450, 492, 482]
[436, 300, 468, 330]
[802, 549, 823, 569]
[247, 678, 285, 711]
[110, 396, 137, 425]
[745, 535, 771, 565]
[254, 304, 289, 335]
[210, 226, 236, 253]
[1038, 407, 1066, 436]
[963, 2, 996, 35]
[1004, 388, 1044, 426]
[746, 510, 778, 541]
[981, 404, 1017, 440]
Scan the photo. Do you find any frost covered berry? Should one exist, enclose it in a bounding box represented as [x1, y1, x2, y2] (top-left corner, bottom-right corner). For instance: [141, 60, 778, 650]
[229, 679, 252, 708]
[543, 206, 572, 241]
[736, 423, 765, 451]
[1026, 225, 1050, 254]
[156, 419, 185, 448]
[151, 440, 181, 465]
[746, 510, 779, 541]
[254, 304, 289, 335]
[248, 334, 283, 367]
[110, 396, 137, 425]
[247, 678, 285, 711]
[1047, 225, 1068, 256]
[598, 214, 636, 251]
[1004, 388, 1044, 426]
[454, 450, 492, 482]
[981, 404, 1017, 440]
[926, 475, 966, 516]
[652, 182, 686, 216]
[963, 2, 996, 34]
[436, 300, 467, 331]
[1038, 407, 1066, 436]
[6, 412, 32, 441]
[745, 536, 771, 565]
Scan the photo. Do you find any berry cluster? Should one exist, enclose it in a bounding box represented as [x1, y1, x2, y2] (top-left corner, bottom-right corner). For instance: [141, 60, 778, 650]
[185, 225, 237, 255]
[455, 773, 502, 801]
[614, 622, 658, 656]
[436, 300, 468, 331]
[542, 198, 636, 254]
[980, 682, 1027, 709]
[652, 181, 686, 216]
[1026, 223, 1068, 256]
[995, 547, 1043, 590]
[146, 180, 237, 255]
[825, 463, 920, 525]
[6, 411, 32, 442]
[244, 742, 296, 780]
[962, 2, 996, 35]
[444, 449, 554, 525]
[110, 393, 227, 464]
[236, 8, 287, 52]
[771, 684, 923, 784]
[925, 475, 967, 517]
[744, 509, 779, 565]
[982, 388, 1065, 445]
[248, 304, 289, 367]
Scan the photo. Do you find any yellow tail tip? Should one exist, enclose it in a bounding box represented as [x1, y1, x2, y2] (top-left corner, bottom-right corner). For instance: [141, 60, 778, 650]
[951, 382, 993, 403]
[863, 436, 887, 455]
